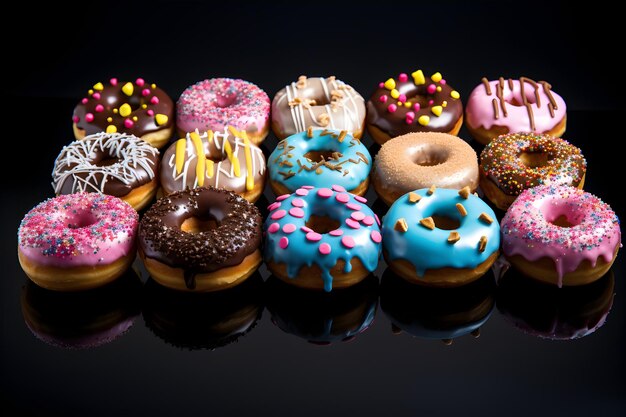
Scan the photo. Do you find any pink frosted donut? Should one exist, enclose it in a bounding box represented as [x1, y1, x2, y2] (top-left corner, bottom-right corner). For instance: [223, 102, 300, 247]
[18, 193, 139, 291]
[501, 185, 620, 287]
[465, 77, 567, 145]
[176, 78, 270, 145]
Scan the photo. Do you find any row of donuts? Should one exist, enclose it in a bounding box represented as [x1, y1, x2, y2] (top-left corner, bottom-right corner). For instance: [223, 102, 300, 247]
[22, 267, 615, 350]
[70, 72, 565, 150]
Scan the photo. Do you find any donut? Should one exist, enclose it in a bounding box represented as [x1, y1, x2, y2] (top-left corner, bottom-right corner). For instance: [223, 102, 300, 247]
[52, 132, 160, 211]
[268, 128, 371, 197]
[497, 268, 614, 340]
[160, 126, 266, 202]
[264, 185, 382, 292]
[18, 193, 138, 291]
[72, 77, 174, 149]
[176, 78, 270, 145]
[265, 275, 378, 345]
[465, 77, 567, 145]
[380, 269, 494, 344]
[479, 132, 586, 210]
[138, 187, 262, 292]
[501, 185, 621, 287]
[372, 132, 479, 205]
[271, 75, 366, 140]
[382, 187, 500, 287]
[21, 269, 141, 349]
[366, 70, 463, 144]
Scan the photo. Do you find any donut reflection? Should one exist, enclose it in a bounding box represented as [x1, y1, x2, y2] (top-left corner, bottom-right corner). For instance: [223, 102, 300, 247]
[142, 272, 264, 350]
[265, 274, 378, 344]
[496, 268, 615, 340]
[20, 268, 141, 349]
[380, 268, 495, 344]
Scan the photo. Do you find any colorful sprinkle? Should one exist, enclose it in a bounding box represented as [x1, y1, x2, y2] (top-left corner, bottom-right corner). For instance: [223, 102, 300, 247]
[346, 203, 362, 211]
[289, 208, 304, 218]
[122, 82, 134, 96]
[267, 202, 281, 211]
[85, 113, 94, 123]
[351, 212, 366, 221]
[295, 188, 309, 196]
[332, 185, 346, 192]
[329, 229, 344, 236]
[291, 198, 305, 207]
[276, 194, 290, 201]
[418, 115, 430, 126]
[271, 209, 287, 220]
[354, 195, 368, 203]
[306, 232, 322, 241]
[342, 236, 355, 248]
[319, 243, 331, 255]
[346, 218, 360, 229]
[384, 78, 396, 90]
[412, 70, 425, 85]
[336, 193, 350, 203]
[370, 230, 382, 243]
[317, 188, 333, 198]
[362, 216, 375, 226]
[283, 223, 296, 234]
[268, 223, 280, 233]
[279, 236, 289, 249]
[388, 104, 397, 113]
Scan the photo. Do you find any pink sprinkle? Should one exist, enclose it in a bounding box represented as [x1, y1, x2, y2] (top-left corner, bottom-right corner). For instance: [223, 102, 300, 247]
[319, 243, 331, 255]
[398, 94, 407, 103]
[92, 92, 101, 100]
[428, 99, 434, 106]
[147, 109, 155, 116]
[136, 78, 145, 86]
[406, 111, 415, 119]
[271, 209, 287, 220]
[72, 116, 80, 123]
[351, 212, 366, 221]
[346, 203, 361, 211]
[95, 104, 104, 112]
[267, 202, 281, 212]
[378, 82, 384, 88]
[283, 223, 296, 234]
[276, 194, 290, 201]
[279, 237, 289, 249]
[371, 230, 382, 243]
[289, 208, 304, 218]
[440, 79, 446, 85]
[142, 88, 151, 97]
[342, 236, 355, 248]
[306, 232, 322, 241]
[291, 198, 304, 207]
[300, 226, 313, 233]
[427, 84, 436, 94]
[110, 78, 118, 86]
[268, 223, 280, 234]
[336, 193, 350, 203]
[124, 118, 134, 128]
[387, 104, 397, 113]
[302, 185, 314, 189]
[318, 188, 333, 198]
[379, 95, 388, 103]
[329, 229, 343, 236]
[398, 73, 408, 82]
[413, 103, 421, 112]
[375, 214, 381, 226]
[295, 188, 309, 196]
[362, 216, 375, 226]
[332, 185, 346, 192]
[354, 195, 368, 203]
[81, 98, 88, 104]
[150, 96, 160, 104]
[85, 113, 94, 123]
[346, 219, 360, 229]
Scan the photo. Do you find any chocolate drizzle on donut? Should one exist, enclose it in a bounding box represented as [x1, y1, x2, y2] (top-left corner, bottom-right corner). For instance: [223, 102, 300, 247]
[139, 187, 262, 289]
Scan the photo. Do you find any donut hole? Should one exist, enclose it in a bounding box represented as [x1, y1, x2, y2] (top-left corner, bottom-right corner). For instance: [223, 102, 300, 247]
[306, 214, 341, 234]
[541, 201, 584, 228]
[304, 150, 340, 163]
[181, 216, 220, 234]
[205, 153, 227, 163]
[215, 92, 238, 108]
[67, 211, 98, 229]
[507, 90, 538, 107]
[412, 145, 449, 167]
[520, 151, 551, 168]
[431, 215, 460, 230]
[550, 215, 576, 228]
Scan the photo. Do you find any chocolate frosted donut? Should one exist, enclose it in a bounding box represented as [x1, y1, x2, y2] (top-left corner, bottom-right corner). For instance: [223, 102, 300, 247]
[138, 187, 263, 292]
[72, 77, 174, 149]
[271, 76, 366, 139]
[367, 70, 463, 144]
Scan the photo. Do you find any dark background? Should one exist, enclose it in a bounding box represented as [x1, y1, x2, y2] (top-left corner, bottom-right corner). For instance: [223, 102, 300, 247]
[3, 1, 625, 416]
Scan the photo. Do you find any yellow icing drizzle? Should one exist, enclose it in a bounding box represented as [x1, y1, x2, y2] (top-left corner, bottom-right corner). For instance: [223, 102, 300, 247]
[224, 128, 241, 178]
[206, 159, 214, 178]
[190, 132, 205, 186]
[175, 139, 186, 175]
[242, 134, 254, 191]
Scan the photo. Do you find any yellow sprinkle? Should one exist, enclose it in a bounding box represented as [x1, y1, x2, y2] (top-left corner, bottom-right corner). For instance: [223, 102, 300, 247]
[427, 185, 436, 195]
[107, 117, 113, 123]
[436, 86, 442, 92]
[190, 132, 205, 187]
[132, 116, 138, 122]
[175, 138, 186, 175]
[451, 90, 460, 99]
[93, 82, 104, 91]
[394, 218, 408, 232]
[206, 159, 214, 178]
[106, 125, 117, 133]
[442, 101, 448, 108]
[456, 203, 468, 216]
[408, 192, 421, 203]
[404, 102, 412, 108]
[141, 104, 148, 109]
[412, 70, 425, 85]
[151, 83, 156, 89]
[431, 72, 442, 82]
[418, 115, 430, 126]
[397, 101, 402, 106]
[88, 89, 94, 95]
[119, 103, 132, 117]
[113, 108, 118, 114]
[122, 82, 134, 96]
[155, 114, 168, 126]
[384, 78, 396, 90]
[243, 134, 254, 191]
[420, 217, 435, 230]
[390, 89, 400, 99]
[431, 106, 443, 116]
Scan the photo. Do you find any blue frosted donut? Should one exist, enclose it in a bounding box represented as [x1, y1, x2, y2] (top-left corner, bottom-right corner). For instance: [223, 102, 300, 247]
[382, 187, 500, 287]
[267, 129, 372, 196]
[264, 185, 382, 291]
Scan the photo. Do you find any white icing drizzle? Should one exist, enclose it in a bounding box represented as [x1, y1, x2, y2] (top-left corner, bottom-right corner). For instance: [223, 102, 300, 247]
[52, 132, 158, 194]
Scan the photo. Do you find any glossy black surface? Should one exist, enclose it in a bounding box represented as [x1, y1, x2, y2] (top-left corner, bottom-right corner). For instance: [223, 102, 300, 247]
[3, 2, 625, 416]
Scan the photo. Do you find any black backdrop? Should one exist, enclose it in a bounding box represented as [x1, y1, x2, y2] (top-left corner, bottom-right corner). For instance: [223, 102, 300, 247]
[3, 1, 625, 416]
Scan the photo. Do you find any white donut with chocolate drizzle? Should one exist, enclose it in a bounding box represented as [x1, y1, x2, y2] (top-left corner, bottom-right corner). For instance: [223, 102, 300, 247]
[271, 76, 366, 139]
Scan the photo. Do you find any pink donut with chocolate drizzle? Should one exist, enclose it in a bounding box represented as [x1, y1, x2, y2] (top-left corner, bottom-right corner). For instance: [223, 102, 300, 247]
[501, 185, 620, 287]
[465, 77, 567, 145]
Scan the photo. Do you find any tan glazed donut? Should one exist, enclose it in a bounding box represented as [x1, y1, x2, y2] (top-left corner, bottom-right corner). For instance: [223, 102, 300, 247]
[372, 132, 479, 205]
